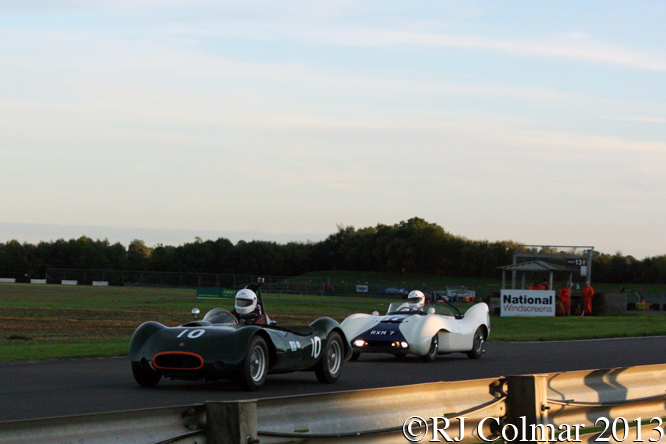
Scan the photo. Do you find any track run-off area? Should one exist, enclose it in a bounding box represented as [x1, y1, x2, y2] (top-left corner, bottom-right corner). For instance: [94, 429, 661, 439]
[2, 336, 666, 422]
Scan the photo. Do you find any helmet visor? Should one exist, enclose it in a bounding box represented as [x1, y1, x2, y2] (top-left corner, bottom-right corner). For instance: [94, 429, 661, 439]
[236, 299, 255, 307]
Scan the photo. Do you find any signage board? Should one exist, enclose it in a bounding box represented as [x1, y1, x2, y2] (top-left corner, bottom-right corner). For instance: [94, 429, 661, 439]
[196, 287, 237, 299]
[356, 285, 369, 293]
[378, 286, 409, 295]
[566, 259, 587, 266]
[500, 290, 556, 317]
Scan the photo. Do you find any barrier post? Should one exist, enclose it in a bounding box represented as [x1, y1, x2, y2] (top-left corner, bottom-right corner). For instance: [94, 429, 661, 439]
[507, 374, 550, 444]
[206, 400, 258, 444]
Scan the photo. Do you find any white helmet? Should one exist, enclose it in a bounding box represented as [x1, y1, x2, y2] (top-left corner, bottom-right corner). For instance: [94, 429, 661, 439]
[407, 290, 426, 310]
[235, 289, 258, 315]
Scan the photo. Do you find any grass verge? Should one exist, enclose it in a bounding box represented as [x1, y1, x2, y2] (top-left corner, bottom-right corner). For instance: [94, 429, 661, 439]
[1, 282, 665, 362]
[1, 341, 130, 362]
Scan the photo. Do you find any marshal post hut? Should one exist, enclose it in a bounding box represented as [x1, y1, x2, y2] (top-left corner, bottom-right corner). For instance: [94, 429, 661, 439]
[497, 260, 578, 317]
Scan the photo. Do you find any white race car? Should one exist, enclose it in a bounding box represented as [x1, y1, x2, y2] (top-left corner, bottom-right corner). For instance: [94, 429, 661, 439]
[341, 287, 490, 362]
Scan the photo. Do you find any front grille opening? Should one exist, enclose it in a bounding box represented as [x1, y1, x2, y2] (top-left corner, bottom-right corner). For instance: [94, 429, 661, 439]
[153, 352, 203, 370]
[366, 340, 394, 348]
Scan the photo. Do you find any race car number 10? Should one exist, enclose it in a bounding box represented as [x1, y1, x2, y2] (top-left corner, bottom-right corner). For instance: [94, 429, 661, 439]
[310, 337, 321, 358]
[177, 329, 205, 339]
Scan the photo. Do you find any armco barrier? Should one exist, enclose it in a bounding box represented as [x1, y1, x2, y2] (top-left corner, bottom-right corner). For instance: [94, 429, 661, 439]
[256, 378, 505, 444]
[0, 404, 206, 444]
[547, 364, 666, 428]
[2, 363, 666, 444]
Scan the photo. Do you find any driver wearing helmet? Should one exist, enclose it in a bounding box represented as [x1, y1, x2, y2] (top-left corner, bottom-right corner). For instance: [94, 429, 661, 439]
[232, 288, 267, 325]
[407, 290, 426, 312]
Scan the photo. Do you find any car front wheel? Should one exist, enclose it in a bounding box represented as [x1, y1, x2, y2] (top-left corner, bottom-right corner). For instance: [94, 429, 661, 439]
[315, 331, 344, 383]
[238, 335, 269, 391]
[466, 327, 486, 359]
[132, 362, 161, 387]
[421, 334, 439, 362]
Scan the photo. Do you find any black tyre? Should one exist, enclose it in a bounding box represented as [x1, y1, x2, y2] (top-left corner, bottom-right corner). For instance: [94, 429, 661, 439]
[237, 336, 269, 391]
[420, 334, 439, 362]
[315, 332, 344, 383]
[350, 352, 361, 361]
[466, 327, 486, 359]
[132, 362, 161, 387]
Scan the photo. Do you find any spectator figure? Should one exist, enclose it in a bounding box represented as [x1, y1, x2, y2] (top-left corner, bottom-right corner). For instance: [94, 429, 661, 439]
[537, 279, 550, 290]
[581, 281, 594, 315]
[558, 281, 571, 316]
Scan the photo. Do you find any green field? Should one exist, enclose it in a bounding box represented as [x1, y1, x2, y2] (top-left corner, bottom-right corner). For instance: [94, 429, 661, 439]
[1, 282, 665, 362]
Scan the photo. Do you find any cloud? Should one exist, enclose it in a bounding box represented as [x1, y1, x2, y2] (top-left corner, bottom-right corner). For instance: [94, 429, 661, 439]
[143, 9, 666, 73]
[5, 2, 666, 73]
[605, 115, 666, 124]
[295, 28, 666, 71]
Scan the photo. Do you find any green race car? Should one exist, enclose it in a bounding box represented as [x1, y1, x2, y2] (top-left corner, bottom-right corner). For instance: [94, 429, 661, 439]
[130, 284, 351, 391]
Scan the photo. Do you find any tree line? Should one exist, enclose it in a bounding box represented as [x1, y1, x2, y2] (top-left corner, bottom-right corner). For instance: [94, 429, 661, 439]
[0, 217, 664, 284]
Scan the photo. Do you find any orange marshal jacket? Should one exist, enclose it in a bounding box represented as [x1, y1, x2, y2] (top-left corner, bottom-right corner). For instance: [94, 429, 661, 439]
[581, 286, 594, 299]
[558, 286, 571, 302]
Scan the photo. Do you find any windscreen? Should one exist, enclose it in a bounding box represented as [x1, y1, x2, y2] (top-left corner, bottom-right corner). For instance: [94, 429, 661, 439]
[203, 308, 238, 325]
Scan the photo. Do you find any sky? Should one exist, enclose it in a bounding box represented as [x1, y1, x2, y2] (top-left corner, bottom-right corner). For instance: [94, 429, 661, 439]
[1, 1, 665, 259]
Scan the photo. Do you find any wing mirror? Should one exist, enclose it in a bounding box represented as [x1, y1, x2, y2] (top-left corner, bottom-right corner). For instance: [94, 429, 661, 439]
[191, 308, 200, 320]
[427, 307, 436, 315]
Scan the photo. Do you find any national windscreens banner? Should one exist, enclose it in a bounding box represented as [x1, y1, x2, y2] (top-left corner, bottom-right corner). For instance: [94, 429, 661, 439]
[500, 290, 556, 317]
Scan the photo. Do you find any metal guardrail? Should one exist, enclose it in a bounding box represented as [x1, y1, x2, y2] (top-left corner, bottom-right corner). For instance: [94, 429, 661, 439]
[547, 364, 666, 427]
[2, 364, 666, 444]
[256, 379, 505, 444]
[0, 404, 206, 444]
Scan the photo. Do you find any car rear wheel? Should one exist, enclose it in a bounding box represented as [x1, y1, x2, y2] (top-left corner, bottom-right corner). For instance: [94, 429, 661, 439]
[421, 334, 439, 362]
[132, 362, 161, 387]
[238, 336, 269, 391]
[466, 327, 485, 359]
[315, 332, 344, 383]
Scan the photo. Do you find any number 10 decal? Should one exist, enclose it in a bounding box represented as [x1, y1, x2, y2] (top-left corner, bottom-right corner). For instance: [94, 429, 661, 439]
[177, 329, 205, 339]
[311, 336, 322, 358]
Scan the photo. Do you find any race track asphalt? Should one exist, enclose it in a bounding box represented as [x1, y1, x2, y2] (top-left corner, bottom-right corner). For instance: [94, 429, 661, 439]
[2, 336, 666, 422]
